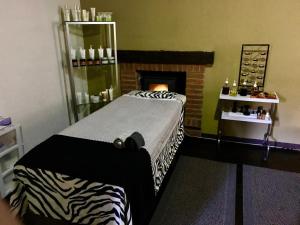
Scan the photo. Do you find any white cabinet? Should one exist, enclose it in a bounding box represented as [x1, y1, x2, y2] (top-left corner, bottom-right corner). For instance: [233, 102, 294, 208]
[217, 91, 279, 160]
[0, 125, 24, 197]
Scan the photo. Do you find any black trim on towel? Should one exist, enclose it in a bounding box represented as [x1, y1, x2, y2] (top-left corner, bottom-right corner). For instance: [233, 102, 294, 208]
[16, 134, 155, 225]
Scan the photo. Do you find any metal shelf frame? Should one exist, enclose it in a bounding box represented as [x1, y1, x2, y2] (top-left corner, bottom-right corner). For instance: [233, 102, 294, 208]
[63, 21, 119, 123]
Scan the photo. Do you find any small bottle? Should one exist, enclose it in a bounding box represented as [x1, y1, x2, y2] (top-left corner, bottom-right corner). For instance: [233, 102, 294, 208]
[72, 4, 78, 21]
[243, 105, 250, 116]
[79, 47, 86, 66]
[99, 92, 103, 102]
[82, 9, 87, 21]
[106, 48, 112, 58]
[221, 78, 230, 95]
[76, 5, 82, 21]
[240, 80, 248, 96]
[232, 102, 237, 113]
[261, 110, 266, 120]
[76, 92, 83, 105]
[109, 86, 114, 101]
[90, 8, 96, 21]
[63, 4, 70, 21]
[229, 80, 238, 96]
[98, 46, 104, 64]
[84, 92, 90, 104]
[101, 90, 108, 102]
[88, 45, 94, 66]
[251, 81, 259, 96]
[265, 112, 270, 120]
[71, 48, 78, 67]
[256, 106, 263, 119]
[98, 46, 104, 59]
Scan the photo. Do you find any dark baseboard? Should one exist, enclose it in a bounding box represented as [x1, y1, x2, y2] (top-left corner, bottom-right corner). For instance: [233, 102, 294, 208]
[200, 133, 300, 151]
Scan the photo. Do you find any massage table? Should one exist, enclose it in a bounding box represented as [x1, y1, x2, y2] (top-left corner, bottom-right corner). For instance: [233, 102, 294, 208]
[9, 90, 186, 225]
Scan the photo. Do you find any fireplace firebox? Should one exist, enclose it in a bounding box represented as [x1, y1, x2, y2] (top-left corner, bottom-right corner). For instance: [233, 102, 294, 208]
[138, 71, 186, 95]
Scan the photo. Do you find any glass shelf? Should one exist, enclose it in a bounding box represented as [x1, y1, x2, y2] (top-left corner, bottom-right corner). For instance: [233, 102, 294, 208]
[76, 101, 110, 114]
[65, 21, 116, 25]
[221, 111, 272, 124]
[219, 90, 279, 103]
[72, 62, 115, 68]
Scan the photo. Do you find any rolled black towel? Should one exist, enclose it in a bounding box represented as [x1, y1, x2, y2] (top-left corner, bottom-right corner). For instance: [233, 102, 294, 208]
[125, 132, 145, 151]
[113, 138, 125, 149]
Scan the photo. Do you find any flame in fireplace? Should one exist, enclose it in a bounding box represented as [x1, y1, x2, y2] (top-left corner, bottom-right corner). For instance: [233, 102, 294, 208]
[149, 83, 169, 91]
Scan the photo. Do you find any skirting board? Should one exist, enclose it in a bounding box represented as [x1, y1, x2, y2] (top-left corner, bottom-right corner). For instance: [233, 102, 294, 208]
[200, 133, 300, 151]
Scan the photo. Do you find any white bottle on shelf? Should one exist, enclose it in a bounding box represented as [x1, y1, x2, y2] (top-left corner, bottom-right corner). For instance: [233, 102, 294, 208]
[98, 46, 104, 59]
[89, 46, 95, 60]
[109, 86, 114, 101]
[265, 112, 270, 120]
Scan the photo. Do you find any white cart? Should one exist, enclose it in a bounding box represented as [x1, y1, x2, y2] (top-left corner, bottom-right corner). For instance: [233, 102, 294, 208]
[217, 91, 279, 160]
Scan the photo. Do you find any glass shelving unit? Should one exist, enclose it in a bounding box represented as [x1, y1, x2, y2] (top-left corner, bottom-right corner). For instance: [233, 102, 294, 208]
[64, 22, 120, 123]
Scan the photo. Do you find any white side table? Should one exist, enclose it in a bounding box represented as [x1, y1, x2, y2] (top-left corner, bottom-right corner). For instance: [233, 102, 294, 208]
[217, 91, 279, 160]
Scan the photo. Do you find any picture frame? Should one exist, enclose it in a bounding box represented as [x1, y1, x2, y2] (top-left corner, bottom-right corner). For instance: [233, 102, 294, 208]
[238, 44, 270, 91]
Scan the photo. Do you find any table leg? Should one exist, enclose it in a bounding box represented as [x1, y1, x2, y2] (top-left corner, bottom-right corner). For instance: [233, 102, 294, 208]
[217, 119, 223, 150]
[263, 124, 271, 160]
[263, 103, 276, 160]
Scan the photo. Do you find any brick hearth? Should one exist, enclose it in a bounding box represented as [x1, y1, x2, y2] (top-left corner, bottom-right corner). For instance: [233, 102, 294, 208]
[119, 63, 205, 136]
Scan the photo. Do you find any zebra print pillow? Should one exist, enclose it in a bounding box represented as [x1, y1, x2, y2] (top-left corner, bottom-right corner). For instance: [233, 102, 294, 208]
[134, 90, 177, 99]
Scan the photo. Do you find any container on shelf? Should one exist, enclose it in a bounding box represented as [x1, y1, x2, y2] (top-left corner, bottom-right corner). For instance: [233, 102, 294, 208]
[96, 12, 112, 21]
[239, 80, 248, 96]
[229, 80, 238, 96]
[222, 78, 230, 95]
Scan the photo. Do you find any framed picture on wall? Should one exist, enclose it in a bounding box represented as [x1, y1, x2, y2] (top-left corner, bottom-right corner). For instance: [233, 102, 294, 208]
[238, 44, 270, 91]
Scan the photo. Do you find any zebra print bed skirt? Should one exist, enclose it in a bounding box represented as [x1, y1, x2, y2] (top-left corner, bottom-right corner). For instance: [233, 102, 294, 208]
[10, 166, 132, 225]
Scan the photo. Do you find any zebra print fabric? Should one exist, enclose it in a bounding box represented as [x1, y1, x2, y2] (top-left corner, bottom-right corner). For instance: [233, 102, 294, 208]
[10, 165, 132, 225]
[9, 115, 183, 223]
[134, 90, 177, 99]
[152, 108, 184, 193]
[129, 90, 185, 192]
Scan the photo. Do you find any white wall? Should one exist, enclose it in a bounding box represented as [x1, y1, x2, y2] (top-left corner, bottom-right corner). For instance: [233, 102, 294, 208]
[0, 0, 79, 152]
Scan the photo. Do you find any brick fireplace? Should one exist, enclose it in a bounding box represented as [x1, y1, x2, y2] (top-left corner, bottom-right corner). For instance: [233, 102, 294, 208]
[117, 50, 214, 136]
